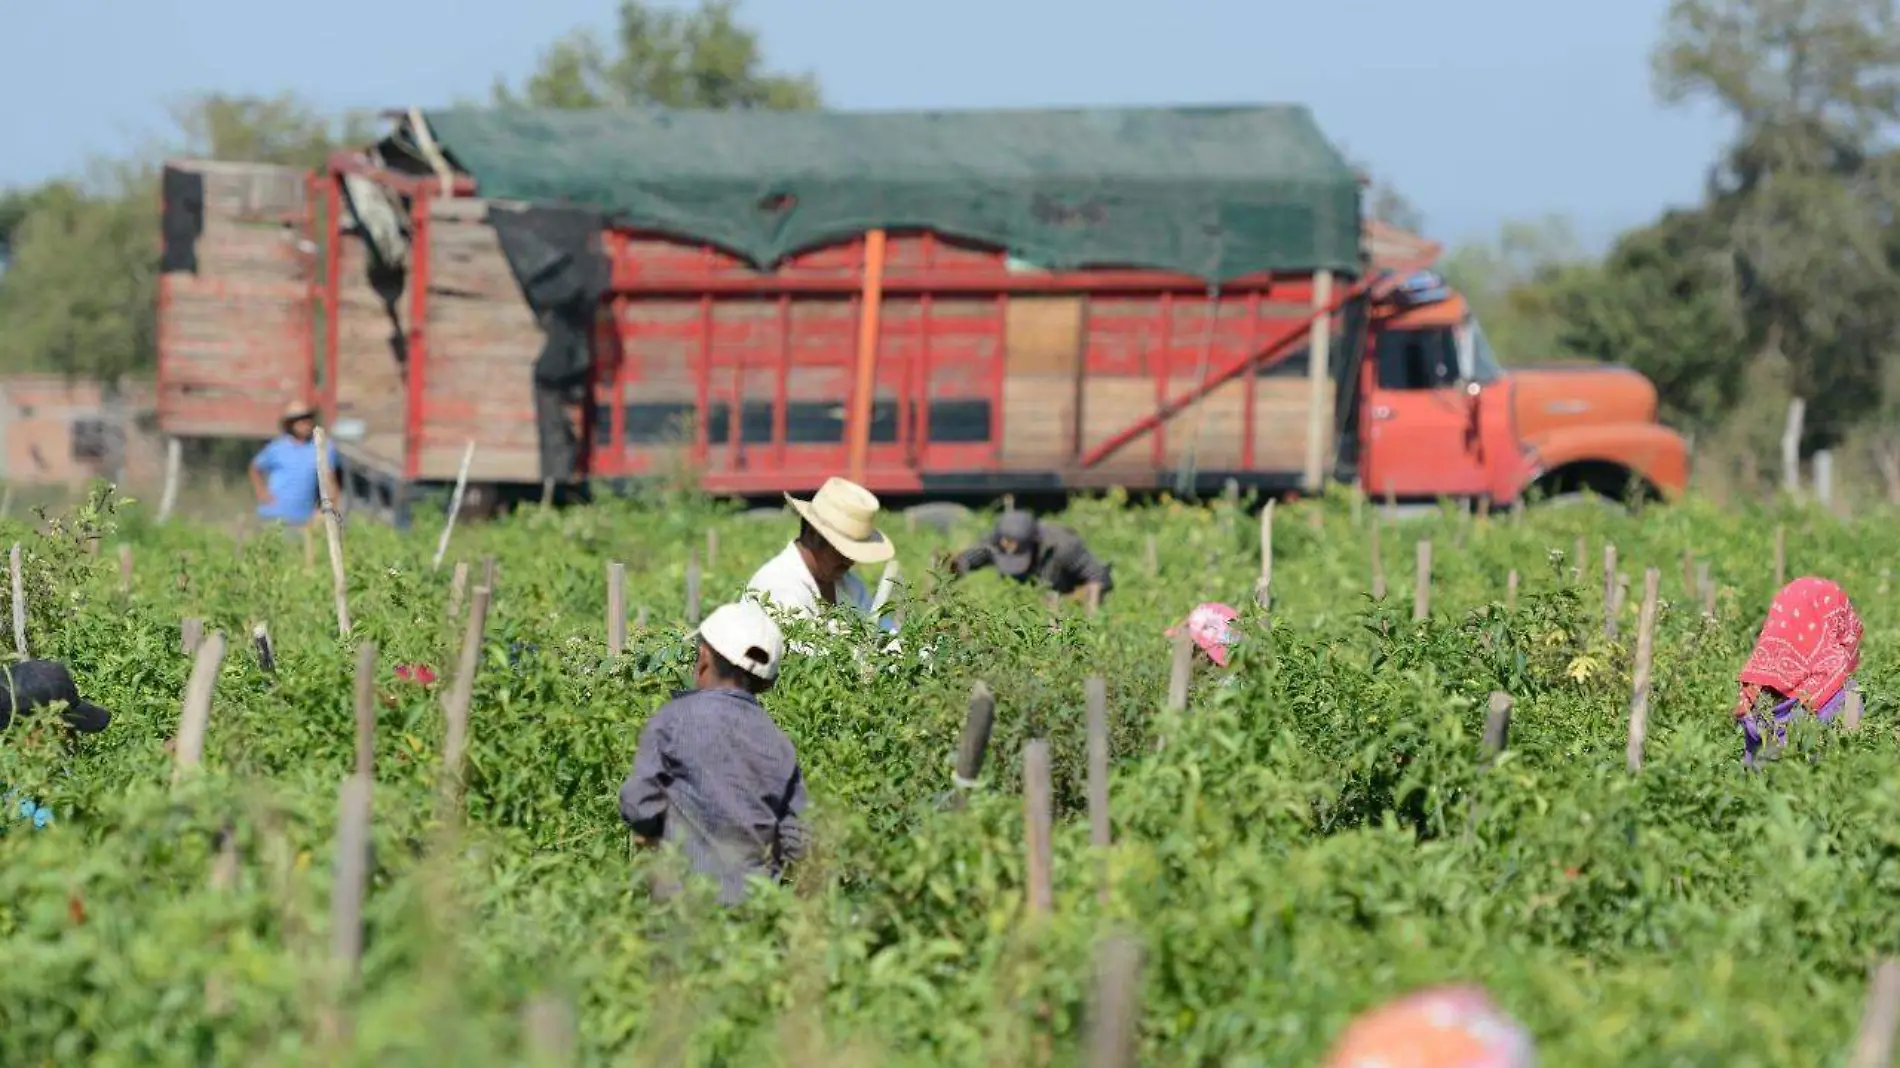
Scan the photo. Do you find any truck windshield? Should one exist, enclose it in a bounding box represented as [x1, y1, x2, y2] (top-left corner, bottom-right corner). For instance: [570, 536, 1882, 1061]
[1457, 317, 1505, 384]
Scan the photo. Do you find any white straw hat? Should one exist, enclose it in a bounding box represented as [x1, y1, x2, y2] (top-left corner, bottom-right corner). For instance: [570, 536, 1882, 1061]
[785, 477, 894, 564]
[695, 601, 784, 681]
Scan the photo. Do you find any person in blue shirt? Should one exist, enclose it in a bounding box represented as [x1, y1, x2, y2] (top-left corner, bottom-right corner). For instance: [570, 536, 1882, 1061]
[249, 399, 338, 526]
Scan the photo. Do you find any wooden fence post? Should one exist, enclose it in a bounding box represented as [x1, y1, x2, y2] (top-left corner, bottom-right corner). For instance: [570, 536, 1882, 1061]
[1505, 569, 1519, 613]
[172, 632, 228, 786]
[606, 562, 627, 657]
[117, 544, 133, 598]
[1697, 561, 1715, 617]
[1023, 739, 1053, 918]
[1412, 540, 1431, 622]
[1844, 682, 1866, 732]
[1815, 449, 1835, 511]
[1627, 567, 1661, 772]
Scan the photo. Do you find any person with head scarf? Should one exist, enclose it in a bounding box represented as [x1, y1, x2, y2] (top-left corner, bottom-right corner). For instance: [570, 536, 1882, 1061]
[949, 509, 1112, 605]
[1732, 576, 1863, 766]
[1322, 985, 1536, 1068]
[1167, 601, 1241, 687]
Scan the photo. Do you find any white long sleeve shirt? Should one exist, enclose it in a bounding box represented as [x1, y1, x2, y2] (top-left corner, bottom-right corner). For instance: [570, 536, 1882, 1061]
[744, 542, 897, 635]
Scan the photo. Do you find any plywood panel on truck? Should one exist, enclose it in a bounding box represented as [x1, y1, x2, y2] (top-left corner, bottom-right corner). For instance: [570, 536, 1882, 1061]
[417, 198, 542, 482]
[332, 232, 408, 472]
[156, 160, 313, 438]
[1001, 296, 1084, 467]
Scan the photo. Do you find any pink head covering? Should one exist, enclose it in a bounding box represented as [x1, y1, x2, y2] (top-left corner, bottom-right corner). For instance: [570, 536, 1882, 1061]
[1167, 602, 1238, 666]
[1323, 985, 1535, 1068]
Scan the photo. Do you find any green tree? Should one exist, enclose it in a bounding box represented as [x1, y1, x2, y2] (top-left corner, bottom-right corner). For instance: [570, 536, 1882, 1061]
[1439, 216, 1585, 366]
[1653, 0, 1900, 447]
[494, 0, 819, 110]
[170, 92, 376, 167]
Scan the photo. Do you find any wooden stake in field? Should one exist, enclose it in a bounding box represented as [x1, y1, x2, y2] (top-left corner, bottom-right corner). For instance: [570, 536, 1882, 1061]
[157, 437, 182, 524]
[1370, 520, 1386, 600]
[684, 551, 702, 626]
[181, 617, 205, 657]
[330, 774, 372, 981]
[606, 562, 627, 657]
[251, 623, 276, 674]
[1085, 676, 1112, 903]
[1626, 567, 1661, 772]
[1850, 959, 1900, 1068]
[1023, 739, 1054, 918]
[1697, 561, 1715, 617]
[311, 427, 351, 639]
[353, 643, 378, 779]
[1255, 501, 1274, 609]
[172, 631, 228, 786]
[1482, 691, 1513, 761]
[1087, 934, 1142, 1068]
[1505, 569, 1519, 613]
[448, 562, 469, 623]
[117, 544, 133, 598]
[1602, 544, 1619, 639]
[441, 586, 492, 802]
[952, 683, 997, 792]
[705, 528, 719, 572]
[8, 542, 23, 658]
[431, 440, 476, 572]
[1412, 540, 1432, 622]
[1166, 632, 1193, 711]
[1144, 534, 1158, 577]
[1845, 682, 1866, 732]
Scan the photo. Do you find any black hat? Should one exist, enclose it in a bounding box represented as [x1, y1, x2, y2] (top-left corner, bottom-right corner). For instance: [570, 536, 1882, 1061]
[991, 511, 1039, 577]
[0, 660, 112, 733]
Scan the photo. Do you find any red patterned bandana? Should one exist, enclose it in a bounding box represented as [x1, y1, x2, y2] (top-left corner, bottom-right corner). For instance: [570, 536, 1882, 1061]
[1733, 577, 1862, 720]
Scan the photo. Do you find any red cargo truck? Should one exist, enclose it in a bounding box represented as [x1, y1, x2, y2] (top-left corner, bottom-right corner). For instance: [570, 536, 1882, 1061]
[155, 105, 1687, 525]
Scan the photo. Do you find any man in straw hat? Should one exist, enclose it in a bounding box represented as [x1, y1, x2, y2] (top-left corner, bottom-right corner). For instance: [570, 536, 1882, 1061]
[248, 398, 337, 527]
[746, 477, 896, 633]
[619, 601, 807, 904]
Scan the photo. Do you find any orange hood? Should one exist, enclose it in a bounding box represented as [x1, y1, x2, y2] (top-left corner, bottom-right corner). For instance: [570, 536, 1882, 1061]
[1510, 364, 1658, 439]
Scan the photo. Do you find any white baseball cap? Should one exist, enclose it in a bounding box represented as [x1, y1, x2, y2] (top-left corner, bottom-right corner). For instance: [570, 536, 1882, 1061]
[695, 601, 784, 681]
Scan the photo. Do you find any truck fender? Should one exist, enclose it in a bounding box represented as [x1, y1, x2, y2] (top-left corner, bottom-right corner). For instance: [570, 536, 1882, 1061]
[1521, 423, 1691, 502]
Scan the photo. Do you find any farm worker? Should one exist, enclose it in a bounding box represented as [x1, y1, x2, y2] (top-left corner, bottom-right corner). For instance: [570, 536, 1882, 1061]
[1166, 602, 1241, 686]
[1322, 985, 1535, 1068]
[746, 477, 897, 634]
[950, 509, 1112, 605]
[249, 398, 339, 527]
[0, 660, 114, 833]
[1732, 576, 1863, 766]
[618, 601, 809, 905]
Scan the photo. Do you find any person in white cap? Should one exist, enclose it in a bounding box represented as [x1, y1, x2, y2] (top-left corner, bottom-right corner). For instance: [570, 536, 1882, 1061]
[248, 398, 337, 527]
[618, 601, 809, 905]
[746, 477, 897, 634]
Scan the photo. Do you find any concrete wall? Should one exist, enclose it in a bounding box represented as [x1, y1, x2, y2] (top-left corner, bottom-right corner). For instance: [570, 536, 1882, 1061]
[0, 376, 161, 488]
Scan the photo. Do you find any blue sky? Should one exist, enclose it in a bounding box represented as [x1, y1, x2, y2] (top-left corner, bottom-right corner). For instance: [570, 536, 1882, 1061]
[0, 0, 1729, 249]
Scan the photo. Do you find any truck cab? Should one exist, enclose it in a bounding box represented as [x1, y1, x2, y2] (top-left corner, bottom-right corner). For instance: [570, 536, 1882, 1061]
[1356, 271, 1688, 506]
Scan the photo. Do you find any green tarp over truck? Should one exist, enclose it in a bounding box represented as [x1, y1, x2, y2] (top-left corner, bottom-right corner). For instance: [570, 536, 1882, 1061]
[412, 104, 1363, 282]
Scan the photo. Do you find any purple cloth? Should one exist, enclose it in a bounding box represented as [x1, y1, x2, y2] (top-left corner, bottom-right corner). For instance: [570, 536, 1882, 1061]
[1742, 681, 1850, 765]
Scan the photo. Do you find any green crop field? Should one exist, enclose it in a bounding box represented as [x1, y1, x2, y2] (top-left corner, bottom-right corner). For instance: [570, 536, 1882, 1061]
[0, 485, 1895, 1067]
